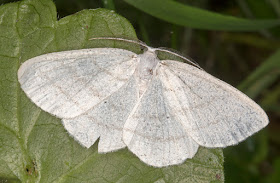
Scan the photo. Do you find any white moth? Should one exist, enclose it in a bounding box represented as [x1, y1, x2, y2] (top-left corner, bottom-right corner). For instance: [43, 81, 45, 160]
[18, 38, 269, 167]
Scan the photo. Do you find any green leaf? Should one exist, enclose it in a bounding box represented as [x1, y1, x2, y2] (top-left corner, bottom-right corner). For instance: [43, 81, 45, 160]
[123, 0, 280, 31]
[266, 157, 280, 183]
[102, 0, 115, 10]
[238, 0, 278, 18]
[238, 49, 280, 99]
[0, 0, 224, 182]
[261, 84, 280, 114]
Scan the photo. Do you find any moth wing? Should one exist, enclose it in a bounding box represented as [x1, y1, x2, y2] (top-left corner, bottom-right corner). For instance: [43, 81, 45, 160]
[62, 76, 139, 152]
[18, 48, 138, 118]
[123, 76, 199, 167]
[161, 60, 269, 147]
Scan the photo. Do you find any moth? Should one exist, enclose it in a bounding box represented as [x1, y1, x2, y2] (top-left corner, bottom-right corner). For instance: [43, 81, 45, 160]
[18, 37, 269, 167]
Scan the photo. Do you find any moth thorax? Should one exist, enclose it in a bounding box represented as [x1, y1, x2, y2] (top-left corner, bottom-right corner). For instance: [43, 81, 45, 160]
[136, 50, 159, 96]
[137, 51, 159, 79]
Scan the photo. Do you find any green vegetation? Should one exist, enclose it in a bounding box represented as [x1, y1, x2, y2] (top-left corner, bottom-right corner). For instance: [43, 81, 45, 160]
[0, 0, 279, 182]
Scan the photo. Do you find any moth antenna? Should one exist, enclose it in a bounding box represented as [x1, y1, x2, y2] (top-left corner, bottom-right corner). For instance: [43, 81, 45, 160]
[90, 37, 202, 70]
[89, 37, 149, 50]
[154, 47, 203, 70]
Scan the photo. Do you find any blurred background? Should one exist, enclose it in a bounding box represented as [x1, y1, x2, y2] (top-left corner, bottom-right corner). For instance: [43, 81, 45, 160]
[1, 0, 279, 182]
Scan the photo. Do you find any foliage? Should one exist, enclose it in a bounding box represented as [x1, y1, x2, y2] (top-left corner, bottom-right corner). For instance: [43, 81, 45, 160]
[0, 0, 279, 182]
